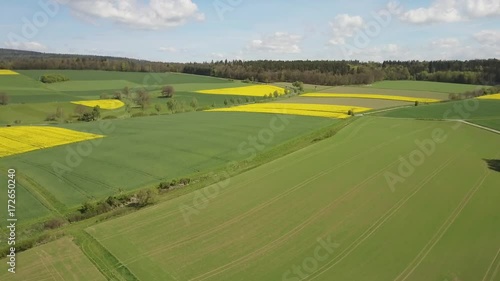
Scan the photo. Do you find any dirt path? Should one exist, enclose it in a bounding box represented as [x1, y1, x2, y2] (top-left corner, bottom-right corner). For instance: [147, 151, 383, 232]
[448, 120, 500, 135]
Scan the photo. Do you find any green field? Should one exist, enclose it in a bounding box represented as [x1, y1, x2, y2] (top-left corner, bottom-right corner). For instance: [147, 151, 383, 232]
[0, 111, 333, 217]
[86, 117, 500, 281]
[1, 72, 499, 280]
[0, 237, 106, 280]
[0, 70, 268, 125]
[369, 80, 485, 93]
[374, 99, 500, 130]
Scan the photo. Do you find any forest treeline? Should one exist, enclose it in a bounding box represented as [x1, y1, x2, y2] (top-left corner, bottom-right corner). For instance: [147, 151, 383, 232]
[1, 48, 499, 86]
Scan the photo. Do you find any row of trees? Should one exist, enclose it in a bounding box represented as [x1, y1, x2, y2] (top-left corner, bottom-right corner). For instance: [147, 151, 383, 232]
[1, 49, 498, 86]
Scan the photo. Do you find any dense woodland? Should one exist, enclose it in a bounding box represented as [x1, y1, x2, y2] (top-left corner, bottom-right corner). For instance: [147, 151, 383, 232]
[1, 48, 499, 86]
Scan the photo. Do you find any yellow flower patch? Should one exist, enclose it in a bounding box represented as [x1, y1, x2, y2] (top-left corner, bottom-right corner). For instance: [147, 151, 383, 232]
[0, 126, 104, 158]
[302, 93, 440, 103]
[71, 100, 125, 110]
[0, 70, 19, 75]
[206, 103, 371, 119]
[197, 85, 285, 97]
[477, 94, 500, 100]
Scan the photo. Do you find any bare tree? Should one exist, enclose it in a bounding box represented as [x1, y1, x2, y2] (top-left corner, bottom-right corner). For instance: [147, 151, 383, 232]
[74, 104, 87, 116]
[135, 89, 150, 110]
[161, 85, 175, 98]
[0, 92, 9, 105]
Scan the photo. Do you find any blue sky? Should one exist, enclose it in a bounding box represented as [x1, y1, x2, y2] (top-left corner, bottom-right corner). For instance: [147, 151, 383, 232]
[0, 0, 499, 62]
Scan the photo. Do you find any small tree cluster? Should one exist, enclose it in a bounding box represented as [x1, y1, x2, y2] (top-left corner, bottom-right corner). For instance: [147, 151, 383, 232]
[40, 74, 69, 83]
[292, 81, 304, 93]
[134, 189, 157, 207]
[158, 178, 192, 191]
[161, 85, 175, 98]
[78, 105, 101, 122]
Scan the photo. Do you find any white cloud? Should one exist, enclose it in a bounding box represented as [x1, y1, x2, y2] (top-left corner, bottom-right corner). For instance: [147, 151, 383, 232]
[400, 0, 463, 23]
[58, 0, 204, 29]
[211, 52, 224, 59]
[474, 30, 500, 47]
[249, 32, 302, 54]
[4, 41, 47, 52]
[431, 38, 460, 48]
[464, 0, 500, 17]
[400, 0, 500, 24]
[159, 46, 178, 52]
[329, 14, 364, 45]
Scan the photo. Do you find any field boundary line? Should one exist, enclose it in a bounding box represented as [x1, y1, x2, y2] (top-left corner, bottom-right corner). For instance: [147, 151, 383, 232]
[395, 165, 491, 281]
[482, 247, 500, 281]
[188, 157, 403, 281]
[362, 105, 413, 115]
[78, 232, 138, 281]
[452, 120, 500, 135]
[117, 124, 434, 267]
[307, 151, 464, 281]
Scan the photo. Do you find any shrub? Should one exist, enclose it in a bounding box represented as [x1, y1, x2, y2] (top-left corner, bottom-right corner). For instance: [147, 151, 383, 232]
[45, 113, 57, 121]
[40, 74, 69, 84]
[131, 112, 146, 118]
[103, 115, 117, 120]
[158, 182, 171, 190]
[43, 218, 66, 230]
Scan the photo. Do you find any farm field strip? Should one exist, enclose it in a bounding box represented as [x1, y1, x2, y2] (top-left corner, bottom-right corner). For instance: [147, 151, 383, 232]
[85, 118, 500, 281]
[308, 151, 463, 280]
[188, 156, 410, 281]
[393, 167, 492, 281]
[4, 112, 331, 209]
[96, 121, 433, 249]
[206, 103, 371, 118]
[86, 118, 500, 281]
[71, 99, 125, 109]
[0, 126, 104, 158]
[0, 237, 106, 281]
[197, 85, 285, 96]
[302, 93, 441, 103]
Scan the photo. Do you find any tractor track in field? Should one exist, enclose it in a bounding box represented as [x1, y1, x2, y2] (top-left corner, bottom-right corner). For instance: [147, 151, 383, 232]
[96, 118, 378, 242]
[394, 164, 491, 281]
[20, 159, 118, 194]
[188, 157, 403, 281]
[116, 124, 434, 267]
[307, 151, 463, 281]
[18, 160, 92, 199]
[482, 247, 500, 281]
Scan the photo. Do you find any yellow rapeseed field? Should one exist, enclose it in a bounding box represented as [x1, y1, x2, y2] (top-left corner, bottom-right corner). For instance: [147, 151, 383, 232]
[0, 69, 19, 75]
[302, 93, 440, 103]
[0, 126, 104, 158]
[477, 93, 500, 100]
[206, 103, 371, 119]
[197, 85, 285, 97]
[71, 99, 125, 110]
